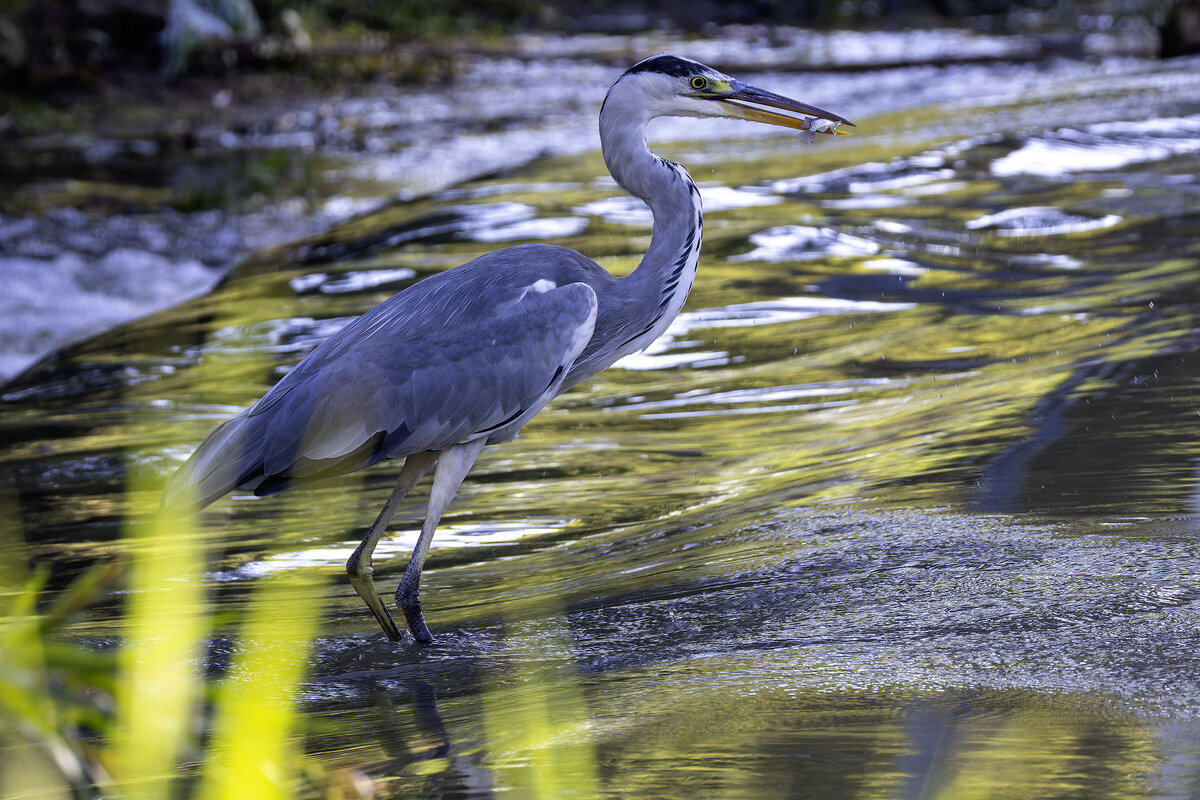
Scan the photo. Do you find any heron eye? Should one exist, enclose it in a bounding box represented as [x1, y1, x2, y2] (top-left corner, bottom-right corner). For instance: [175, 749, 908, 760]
[690, 76, 708, 90]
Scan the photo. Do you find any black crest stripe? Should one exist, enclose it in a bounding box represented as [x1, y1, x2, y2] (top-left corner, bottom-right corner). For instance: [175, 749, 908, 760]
[624, 55, 702, 79]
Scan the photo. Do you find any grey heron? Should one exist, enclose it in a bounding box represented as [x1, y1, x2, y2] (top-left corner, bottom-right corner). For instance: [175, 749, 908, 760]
[164, 54, 853, 643]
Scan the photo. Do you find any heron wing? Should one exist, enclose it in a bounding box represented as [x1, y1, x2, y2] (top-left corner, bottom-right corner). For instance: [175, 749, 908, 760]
[165, 278, 597, 509]
[248, 245, 611, 420]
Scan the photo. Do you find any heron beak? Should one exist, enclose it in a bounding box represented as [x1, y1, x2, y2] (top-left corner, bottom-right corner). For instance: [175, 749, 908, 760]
[716, 81, 855, 135]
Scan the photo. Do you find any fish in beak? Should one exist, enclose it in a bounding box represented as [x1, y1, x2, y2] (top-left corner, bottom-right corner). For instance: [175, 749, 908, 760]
[717, 80, 855, 143]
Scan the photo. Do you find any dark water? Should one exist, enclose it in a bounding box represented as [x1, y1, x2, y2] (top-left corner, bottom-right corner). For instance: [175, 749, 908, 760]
[3, 46, 1200, 798]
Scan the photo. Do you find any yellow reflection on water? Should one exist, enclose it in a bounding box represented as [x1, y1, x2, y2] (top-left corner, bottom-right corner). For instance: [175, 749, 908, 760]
[481, 609, 600, 800]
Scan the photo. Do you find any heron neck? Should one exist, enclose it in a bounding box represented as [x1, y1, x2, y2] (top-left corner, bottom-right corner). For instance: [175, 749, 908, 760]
[599, 100, 703, 330]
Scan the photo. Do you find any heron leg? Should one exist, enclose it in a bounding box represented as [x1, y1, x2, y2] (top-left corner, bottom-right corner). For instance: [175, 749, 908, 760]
[347, 452, 437, 641]
[396, 438, 487, 644]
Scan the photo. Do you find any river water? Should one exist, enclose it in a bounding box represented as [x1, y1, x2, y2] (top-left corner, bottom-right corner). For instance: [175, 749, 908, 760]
[2, 29, 1200, 799]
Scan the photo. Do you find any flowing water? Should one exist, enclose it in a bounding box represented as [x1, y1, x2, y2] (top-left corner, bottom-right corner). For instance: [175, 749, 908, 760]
[3, 41, 1200, 798]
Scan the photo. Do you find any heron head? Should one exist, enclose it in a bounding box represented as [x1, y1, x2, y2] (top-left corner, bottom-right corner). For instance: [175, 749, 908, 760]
[616, 54, 854, 139]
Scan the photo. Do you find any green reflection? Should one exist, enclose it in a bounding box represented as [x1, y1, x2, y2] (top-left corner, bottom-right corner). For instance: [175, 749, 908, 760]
[481, 610, 600, 799]
[2, 44, 1200, 800]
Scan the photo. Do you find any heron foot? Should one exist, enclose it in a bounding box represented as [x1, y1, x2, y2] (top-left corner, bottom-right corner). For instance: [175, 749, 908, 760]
[346, 560, 404, 642]
[396, 581, 435, 644]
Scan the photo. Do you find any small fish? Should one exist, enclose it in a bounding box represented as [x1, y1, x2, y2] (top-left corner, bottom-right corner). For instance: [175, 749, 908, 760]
[795, 117, 847, 144]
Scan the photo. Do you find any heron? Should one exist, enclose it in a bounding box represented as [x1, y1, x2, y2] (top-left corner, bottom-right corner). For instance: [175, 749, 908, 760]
[164, 54, 853, 643]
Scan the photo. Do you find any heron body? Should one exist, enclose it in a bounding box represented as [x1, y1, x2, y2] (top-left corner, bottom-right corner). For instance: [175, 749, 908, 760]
[165, 54, 852, 643]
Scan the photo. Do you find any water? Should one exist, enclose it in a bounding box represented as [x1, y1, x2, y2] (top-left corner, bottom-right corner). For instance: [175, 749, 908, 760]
[3, 35, 1200, 798]
[0, 25, 1158, 382]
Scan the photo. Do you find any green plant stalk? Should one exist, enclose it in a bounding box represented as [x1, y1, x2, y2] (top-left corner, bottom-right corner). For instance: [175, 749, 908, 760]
[197, 571, 326, 800]
[108, 471, 209, 799]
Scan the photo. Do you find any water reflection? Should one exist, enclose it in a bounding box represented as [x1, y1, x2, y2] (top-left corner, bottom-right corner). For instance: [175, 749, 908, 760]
[991, 115, 1200, 176]
[728, 225, 881, 261]
[2, 42, 1200, 800]
[964, 206, 1123, 236]
[218, 519, 571, 580]
[296, 517, 1200, 798]
[289, 268, 417, 295]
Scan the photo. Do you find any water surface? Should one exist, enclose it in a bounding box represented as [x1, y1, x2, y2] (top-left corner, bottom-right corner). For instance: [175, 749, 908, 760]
[3, 44, 1200, 798]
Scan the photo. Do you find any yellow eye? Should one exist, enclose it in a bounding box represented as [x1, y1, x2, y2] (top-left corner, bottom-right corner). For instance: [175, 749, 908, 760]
[690, 76, 708, 90]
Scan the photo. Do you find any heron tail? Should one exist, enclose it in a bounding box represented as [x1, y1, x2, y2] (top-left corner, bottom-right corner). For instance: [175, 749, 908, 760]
[161, 414, 257, 511]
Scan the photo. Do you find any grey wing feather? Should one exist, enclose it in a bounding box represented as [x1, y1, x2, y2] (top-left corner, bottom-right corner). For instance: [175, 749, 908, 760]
[163, 265, 598, 510]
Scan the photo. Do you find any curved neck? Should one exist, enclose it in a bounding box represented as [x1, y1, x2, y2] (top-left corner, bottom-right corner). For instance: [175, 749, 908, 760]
[598, 86, 703, 344]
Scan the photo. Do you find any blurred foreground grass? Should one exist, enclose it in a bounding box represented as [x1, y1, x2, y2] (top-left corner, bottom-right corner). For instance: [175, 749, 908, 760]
[0, 471, 326, 799]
